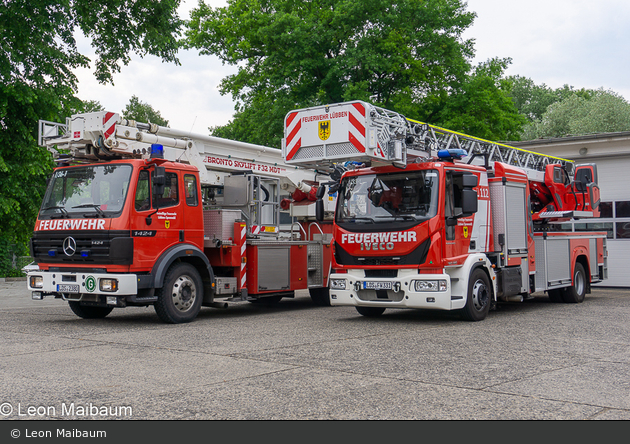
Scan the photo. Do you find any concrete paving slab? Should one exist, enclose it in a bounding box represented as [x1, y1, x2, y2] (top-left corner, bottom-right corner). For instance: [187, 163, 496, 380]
[128, 368, 604, 420]
[489, 360, 630, 410]
[1, 280, 629, 421]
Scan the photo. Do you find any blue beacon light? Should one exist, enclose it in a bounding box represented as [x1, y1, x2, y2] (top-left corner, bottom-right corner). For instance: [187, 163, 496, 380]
[150, 144, 164, 159]
[437, 149, 467, 160]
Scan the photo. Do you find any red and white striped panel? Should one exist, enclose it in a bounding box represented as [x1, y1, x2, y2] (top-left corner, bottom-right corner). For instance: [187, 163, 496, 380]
[284, 102, 370, 161]
[239, 223, 247, 290]
[102, 112, 117, 140]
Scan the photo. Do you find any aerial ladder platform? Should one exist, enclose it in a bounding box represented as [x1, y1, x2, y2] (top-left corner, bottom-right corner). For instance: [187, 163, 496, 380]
[282, 100, 601, 222]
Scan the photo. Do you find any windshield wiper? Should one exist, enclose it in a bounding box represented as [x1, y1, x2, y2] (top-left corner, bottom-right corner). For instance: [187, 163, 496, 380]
[377, 215, 417, 221]
[347, 217, 375, 223]
[44, 205, 70, 219]
[72, 203, 106, 218]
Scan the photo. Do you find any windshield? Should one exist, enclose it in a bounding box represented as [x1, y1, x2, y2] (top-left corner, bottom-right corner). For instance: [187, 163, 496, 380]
[336, 170, 439, 224]
[40, 164, 132, 218]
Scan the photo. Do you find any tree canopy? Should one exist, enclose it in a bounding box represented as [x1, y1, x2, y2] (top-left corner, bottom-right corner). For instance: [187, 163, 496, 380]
[433, 58, 526, 141]
[122, 95, 170, 127]
[0, 0, 183, 274]
[520, 89, 630, 140]
[187, 0, 477, 147]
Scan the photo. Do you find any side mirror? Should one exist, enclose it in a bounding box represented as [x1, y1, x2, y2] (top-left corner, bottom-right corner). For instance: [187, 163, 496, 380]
[315, 199, 324, 222]
[153, 166, 166, 196]
[461, 173, 478, 215]
[461, 189, 478, 214]
[462, 173, 478, 188]
[445, 217, 458, 227]
[316, 185, 326, 199]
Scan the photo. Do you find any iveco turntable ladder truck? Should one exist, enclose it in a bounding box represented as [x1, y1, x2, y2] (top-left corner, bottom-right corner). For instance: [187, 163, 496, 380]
[27, 111, 334, 323]
[282, 101, 607, 321]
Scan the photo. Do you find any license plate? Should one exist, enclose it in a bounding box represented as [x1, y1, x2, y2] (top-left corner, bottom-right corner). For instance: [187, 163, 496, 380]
[363, 281, 392, 290]
[57, 284, 80, 293]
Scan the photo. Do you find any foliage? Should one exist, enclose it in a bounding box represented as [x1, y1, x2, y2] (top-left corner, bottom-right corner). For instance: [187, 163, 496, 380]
[0, 0, 182, 274]
[122, 95, 170, 127]
[186, 0, 476, 147]
[521, 89, 630, 139]
[76, 99, 106, 113]
[509, 77, 596, 123]
[433, 58, 527, 141]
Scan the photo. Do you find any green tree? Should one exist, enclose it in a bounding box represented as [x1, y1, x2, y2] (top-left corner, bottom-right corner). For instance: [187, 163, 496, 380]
[433, 58, 527, 141]
[76, 99, 106, 113]
[0, 0, 182, 275]
[122, 95, 170, 127]
[521, 89, 630, 139]
[509, 77, 596, 123]
[187, 0, 476, 147]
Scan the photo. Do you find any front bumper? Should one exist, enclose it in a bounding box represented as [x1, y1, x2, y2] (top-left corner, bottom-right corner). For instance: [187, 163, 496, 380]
[27, 268, 138, 301]
[329, 270, 456, 311]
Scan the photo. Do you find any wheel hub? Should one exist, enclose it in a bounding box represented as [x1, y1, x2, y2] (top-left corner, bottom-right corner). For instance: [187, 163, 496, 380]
[171, 275, 197, 312]
[471, 280, 489, 311]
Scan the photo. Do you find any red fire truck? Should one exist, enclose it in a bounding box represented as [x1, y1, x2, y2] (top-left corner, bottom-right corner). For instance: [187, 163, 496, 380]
[27, 112, 334, 323]
[282, 101, 607, 321]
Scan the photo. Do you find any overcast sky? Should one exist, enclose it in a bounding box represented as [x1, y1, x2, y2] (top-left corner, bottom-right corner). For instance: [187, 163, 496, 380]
[74, 0, 630, 134]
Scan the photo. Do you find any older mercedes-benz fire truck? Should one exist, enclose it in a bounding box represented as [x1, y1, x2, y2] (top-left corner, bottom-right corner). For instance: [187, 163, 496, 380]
[27, 112, 334, 323]
[282, 101, 607, 321]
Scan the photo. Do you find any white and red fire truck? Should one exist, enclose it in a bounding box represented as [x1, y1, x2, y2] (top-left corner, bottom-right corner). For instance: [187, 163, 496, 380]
[27, 112, 334, 323]
[282, 101, 608, 321]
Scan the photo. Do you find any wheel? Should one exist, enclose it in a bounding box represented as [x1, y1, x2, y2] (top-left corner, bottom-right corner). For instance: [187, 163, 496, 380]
[309, 287, 331, 306]
[547, 288, 564, 302]
[68, 301, 114, 319]
[562, 262, 587, 303]
[154, 262, 203, 323]
[356, 306, 386, 317]
[460, 268, 491, 321]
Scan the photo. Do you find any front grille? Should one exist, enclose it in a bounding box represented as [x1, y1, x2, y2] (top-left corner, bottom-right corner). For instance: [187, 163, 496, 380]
[365, 269, 398, 278]
[335, 239, 430, 267]
[31, 230, 132, 265]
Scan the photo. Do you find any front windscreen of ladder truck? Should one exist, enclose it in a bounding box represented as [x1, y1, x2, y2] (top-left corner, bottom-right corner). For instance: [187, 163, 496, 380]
[40, 164, 132, 220]
[335, 169, 439, 228]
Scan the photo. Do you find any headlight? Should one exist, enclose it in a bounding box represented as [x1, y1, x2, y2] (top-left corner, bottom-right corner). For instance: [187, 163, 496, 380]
[29, 276, 43, 288]
[99, 278, 118, 292]
[413, 279, 447, 292]
[330, 279, 347, 290]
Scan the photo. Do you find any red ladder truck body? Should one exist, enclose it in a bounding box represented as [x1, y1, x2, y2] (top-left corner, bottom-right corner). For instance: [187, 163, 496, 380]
[282, 101, 607, 320]
[27, 112, 334, 323]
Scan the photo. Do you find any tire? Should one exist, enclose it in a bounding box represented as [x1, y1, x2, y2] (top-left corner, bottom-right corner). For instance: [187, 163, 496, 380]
[460, 268, 492, 322]
[154, 262, 203, 324]
[547, 288, 564, 303]
[68, 301, 114, 319]
[356, 306, 386, 317]
[309, 287, 331, 306]
[562, 262, 587, 304]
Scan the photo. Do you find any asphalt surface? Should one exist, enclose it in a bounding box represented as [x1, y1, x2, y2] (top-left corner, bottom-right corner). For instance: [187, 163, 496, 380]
[0, 278, 629, 421]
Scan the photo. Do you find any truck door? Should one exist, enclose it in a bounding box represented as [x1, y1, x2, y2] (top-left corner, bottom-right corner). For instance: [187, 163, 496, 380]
[182, 173, 204, 248]
[130, 168, 184, 270]
[444, 171, 473, 264]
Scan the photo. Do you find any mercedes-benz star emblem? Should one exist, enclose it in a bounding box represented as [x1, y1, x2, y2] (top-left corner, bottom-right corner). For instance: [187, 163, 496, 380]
[63, 236, 77, 257]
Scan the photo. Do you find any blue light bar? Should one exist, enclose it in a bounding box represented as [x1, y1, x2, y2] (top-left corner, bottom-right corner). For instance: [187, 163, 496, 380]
[81, 250, 90, 258]
[150, 144, 164, 159]
[48, 250, 57, 257]
[437, 149, 467, 160]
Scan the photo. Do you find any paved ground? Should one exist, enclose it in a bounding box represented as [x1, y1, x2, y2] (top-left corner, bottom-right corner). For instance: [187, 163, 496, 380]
[0, 278, 629, 420]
